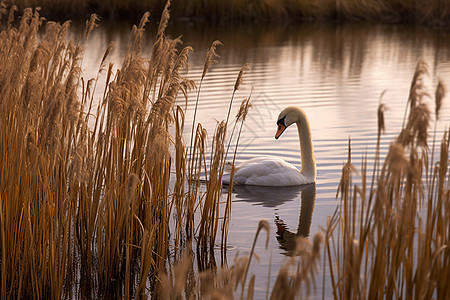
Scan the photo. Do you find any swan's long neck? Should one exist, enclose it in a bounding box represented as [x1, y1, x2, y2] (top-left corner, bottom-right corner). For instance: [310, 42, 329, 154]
[296, 115, 316, 180]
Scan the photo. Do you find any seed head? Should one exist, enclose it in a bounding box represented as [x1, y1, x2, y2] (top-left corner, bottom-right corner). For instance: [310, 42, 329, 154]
[202, 40, 222, 80]
[234, 63, 251, 92]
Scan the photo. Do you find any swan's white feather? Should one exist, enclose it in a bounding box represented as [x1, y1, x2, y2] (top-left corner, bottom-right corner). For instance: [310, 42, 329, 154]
[222, 156, 313, 186]
[222, 106, 316, 187]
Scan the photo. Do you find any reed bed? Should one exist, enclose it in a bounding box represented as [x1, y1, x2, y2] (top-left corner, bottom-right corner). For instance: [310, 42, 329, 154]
[2, 2, 450, 299]
[0, 4, 322, 298]
[324, 61, 450, 299]
[0, 2, 256, 298]
[7, 0, 450, 25]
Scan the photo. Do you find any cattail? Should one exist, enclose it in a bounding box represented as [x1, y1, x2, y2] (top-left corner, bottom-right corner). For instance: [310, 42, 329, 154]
[157, 271, 171, 299]
[201, 40, 222, 80]
[435, 78, 445, 121]
[234, 63, 251, 92]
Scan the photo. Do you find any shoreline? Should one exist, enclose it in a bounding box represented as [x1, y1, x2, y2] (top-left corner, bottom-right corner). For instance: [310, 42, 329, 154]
[5, 1, 450, 28]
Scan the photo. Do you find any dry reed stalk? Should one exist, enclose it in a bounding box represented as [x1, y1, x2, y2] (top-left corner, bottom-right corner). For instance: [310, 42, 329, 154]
[369, 94, 387, 205]
[85, 41, 116, 124]
[184, 40, 253, 269]
[0, 7, 90, 298]
[198, 120, 227, 251]
[225, 63, 251, 126]
[325, 66, 450, 299]
[401, 60, 430, 129]
[90, 4, 198, 294]
[173, 105, 186, 251]
[398, 61, 432, 149]
[224, 65, 251, 163]
[429, 78, 446, 187]
[187, 40, 222, 181]
[221, 95, 253, 253]
[218, 68, 252, 256]
[240, 220, 269, 300]
[0, 3, 214, 297]
[0, 3, 328, 299]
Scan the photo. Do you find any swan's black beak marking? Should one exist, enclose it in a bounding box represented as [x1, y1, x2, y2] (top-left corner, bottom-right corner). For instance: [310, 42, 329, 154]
[275, 116, 287, 139]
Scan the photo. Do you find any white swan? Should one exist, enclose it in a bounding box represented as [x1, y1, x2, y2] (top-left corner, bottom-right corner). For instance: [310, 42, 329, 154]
[223, 106, 316, 186]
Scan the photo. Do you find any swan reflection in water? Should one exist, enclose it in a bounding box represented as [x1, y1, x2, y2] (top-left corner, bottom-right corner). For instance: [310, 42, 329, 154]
[232, 183, 316, 255]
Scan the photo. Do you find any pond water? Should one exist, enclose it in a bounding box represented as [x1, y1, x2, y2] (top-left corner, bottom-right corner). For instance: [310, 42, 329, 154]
[81, 20, 450, 298]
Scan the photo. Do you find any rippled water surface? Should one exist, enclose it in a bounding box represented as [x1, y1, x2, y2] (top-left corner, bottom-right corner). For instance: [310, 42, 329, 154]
[82, 21, 450, 297]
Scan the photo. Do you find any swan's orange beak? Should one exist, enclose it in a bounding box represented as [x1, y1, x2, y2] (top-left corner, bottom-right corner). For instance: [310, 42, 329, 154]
[275, 124, 286, 139]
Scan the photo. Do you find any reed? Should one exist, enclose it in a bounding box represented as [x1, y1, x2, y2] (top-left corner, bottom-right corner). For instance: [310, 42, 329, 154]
[0, 3, 253, 298]
[221, 94, 253, 257]
[324, 61, 450, 299]
[3, 3, 450, 299]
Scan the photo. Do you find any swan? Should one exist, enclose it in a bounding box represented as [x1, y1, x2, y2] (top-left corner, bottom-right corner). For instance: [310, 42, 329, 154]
[223, 106, 316, 186]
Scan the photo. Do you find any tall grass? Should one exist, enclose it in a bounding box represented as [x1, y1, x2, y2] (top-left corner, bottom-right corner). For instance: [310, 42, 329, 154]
[2, 3, 450, 299]
[324, 61, 450, 299]
[0, 3, 251, 298]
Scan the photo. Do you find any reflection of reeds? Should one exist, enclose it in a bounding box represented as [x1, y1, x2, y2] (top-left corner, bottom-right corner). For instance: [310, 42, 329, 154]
[325, 61, 450, 299]
[159, 220, 323, 299]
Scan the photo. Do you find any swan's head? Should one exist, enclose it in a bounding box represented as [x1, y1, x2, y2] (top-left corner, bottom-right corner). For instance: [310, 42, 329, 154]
[275, 106, 305, 139]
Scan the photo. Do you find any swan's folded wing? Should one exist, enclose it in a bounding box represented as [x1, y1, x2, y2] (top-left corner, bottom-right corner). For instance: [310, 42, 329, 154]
[232, 157, 307, 186]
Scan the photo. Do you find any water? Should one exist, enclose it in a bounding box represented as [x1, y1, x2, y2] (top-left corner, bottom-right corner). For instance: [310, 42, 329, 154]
[82, 20, 450, 298]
